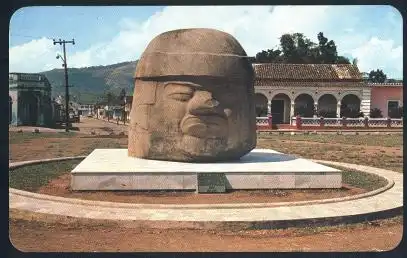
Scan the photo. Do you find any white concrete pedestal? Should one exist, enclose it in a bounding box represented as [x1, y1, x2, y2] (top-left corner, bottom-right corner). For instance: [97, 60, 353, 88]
[71, 149, 342, 190]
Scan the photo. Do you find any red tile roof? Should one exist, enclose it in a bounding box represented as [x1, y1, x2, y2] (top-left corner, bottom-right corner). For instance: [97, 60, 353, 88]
[253, 63, 363, 81]
[254, 80, 366, 87]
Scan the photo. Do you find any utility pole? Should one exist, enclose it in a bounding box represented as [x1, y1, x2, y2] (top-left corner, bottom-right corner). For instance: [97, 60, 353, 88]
[123, 94, 127, 125]
[53, 38, 75, 132]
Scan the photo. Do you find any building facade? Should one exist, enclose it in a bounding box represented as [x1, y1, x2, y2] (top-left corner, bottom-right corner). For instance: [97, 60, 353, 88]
[9, 73, 54, 126]
[78, 104, 95, 117]
[370, 83, 403, 118]
[253, 63, 371, 124]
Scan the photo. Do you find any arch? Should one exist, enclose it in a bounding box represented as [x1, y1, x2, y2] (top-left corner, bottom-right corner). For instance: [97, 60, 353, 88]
[341, 94, 362, 118]
[9, 96, 12, 124]
[317, 94, 337, 118]
[269, 90, 293, 101]
[293, 91, 317, 102]
[294, 93, 315, 117]
[340, 91, 362, 101]
[254, 93, 268, 117]
[271, 93, 291, 124]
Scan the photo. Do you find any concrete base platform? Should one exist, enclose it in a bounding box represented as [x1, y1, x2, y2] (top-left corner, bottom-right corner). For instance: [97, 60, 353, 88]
[71, 149, 342, 191]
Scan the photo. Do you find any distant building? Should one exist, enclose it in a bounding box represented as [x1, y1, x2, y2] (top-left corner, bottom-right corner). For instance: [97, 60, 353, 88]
[78, 104, 95, 117]
[9, 73, 54, 126]
[53, 95, 81, 122]
[253, 63, 370, 123]
[369, 82, 403, 118]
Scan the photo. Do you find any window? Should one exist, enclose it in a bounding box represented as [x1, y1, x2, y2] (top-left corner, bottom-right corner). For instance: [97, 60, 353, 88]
[9, 74, 17, 81]
[387, 101, 400, 118]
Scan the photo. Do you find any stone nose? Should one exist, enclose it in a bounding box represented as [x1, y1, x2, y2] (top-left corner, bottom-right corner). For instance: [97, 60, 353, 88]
[188, 90, 223, 116]
[205, 99, 220, 108]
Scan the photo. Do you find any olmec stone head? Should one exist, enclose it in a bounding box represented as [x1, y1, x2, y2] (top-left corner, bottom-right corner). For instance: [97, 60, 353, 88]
[128, 28, 256, 162]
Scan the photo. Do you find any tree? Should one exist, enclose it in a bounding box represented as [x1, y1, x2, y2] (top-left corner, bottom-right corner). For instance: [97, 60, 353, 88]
[118, 88, 127, 123]
[368, 69, 387, 83]
[317, 32, 336, 63]
[370, 108, 383, 118]
[106, 92, 115, 105]
[336, 56, 351, 64]
[255, 49, 283, 63]
[254, 32, 350, 64]
[119, 88, 126, 104]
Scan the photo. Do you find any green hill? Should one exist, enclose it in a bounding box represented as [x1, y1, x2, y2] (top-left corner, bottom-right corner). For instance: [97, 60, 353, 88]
[41, 60, 138, 104]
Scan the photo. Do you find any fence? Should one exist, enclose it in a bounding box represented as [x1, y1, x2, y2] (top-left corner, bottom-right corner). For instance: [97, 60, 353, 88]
[256, 116, 403, 130]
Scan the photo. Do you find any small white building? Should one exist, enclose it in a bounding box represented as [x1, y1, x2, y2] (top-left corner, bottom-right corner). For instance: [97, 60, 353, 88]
[78, 104, 95, 117]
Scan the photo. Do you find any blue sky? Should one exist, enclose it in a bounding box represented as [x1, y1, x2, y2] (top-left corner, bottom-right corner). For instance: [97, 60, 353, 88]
[9, 5, 403, 78]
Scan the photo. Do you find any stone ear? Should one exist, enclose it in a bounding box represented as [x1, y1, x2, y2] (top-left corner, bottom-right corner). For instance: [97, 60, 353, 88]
[133, 104, 150, 131]
[131, 81, 158, 131]
[134, 81, 157, 105]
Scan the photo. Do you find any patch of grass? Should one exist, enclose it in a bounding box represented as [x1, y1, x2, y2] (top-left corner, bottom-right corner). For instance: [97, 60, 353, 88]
[9, 159, 82, 191]
[9, 132, 76, 144]
[79, 140, 124, 156]
[257, 139, 403, 173]
[258, 134, 403, 148]
[325, 164, 388, 191]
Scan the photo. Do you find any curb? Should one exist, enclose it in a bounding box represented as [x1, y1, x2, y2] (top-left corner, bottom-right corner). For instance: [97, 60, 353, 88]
[9, 156, 394, 210]
[9, 157, 403, 230]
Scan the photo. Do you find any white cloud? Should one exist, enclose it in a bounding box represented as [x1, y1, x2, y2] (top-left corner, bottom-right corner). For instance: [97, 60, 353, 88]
[9, 6, 403, 78]
[351, 37, 402, 78]
[9, 37, 60, 72]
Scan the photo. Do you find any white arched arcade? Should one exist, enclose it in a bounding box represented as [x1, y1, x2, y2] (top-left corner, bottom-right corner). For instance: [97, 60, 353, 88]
[254, 87, 368, 123]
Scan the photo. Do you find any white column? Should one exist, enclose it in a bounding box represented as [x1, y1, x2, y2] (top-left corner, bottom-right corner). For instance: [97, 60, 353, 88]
[361, 88, 371, 117]
[290, 101, 295, 118]
[267, 99, 272, 116]
[314, 102, 318, 117]
[336, 101, 341, 118]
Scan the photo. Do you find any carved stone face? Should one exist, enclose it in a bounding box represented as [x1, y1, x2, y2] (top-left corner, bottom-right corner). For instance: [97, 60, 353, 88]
[128, 28, 256, 162]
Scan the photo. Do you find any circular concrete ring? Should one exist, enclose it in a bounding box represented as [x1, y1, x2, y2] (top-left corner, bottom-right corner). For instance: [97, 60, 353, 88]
[9, 156, 403, 230]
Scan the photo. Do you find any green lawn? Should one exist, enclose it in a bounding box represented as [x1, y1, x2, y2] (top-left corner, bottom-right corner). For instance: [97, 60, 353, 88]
[9, 159, 388, 193]
[257, 135, 403, 173]
[258, 134, 403, 148]
[329, 165, 388, 191]
[9, 132, 403, 189]
[9, 159, 82, 191]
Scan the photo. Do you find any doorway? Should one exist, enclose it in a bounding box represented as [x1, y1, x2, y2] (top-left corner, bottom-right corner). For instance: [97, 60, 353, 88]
[271, 99, 285, 124]
[23, 92, 39, 126]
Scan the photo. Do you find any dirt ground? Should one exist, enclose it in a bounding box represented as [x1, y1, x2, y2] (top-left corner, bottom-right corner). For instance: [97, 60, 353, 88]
[9, 117, 404, 252]
[37, 173, 366, 204]
[9, 117, 128, 135]
[9, 216, 403, 252]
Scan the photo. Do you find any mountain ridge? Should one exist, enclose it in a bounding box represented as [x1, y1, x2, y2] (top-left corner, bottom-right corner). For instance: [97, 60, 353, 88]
[41, 60, 138, 104]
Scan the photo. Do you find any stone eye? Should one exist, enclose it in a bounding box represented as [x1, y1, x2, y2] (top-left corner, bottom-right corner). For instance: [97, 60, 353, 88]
[169, 93, 193, 101]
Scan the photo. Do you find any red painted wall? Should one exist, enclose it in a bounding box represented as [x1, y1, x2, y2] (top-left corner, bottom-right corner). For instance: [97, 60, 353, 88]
[370, 85, 403, 117]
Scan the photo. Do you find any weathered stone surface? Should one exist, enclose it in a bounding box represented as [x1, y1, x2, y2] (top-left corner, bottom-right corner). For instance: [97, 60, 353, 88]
[128, 28, 256, 162]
